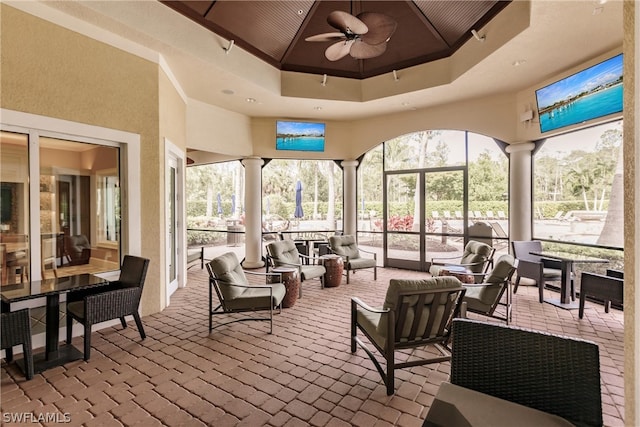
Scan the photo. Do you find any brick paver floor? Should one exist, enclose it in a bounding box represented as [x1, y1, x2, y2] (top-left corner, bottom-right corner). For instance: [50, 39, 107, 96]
[1, 265, 624, 426]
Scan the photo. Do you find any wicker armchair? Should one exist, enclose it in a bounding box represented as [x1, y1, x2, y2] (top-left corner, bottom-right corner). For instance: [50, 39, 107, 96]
[511, 240, 566, 302]
[207, 252, 286, 334]
[450, 318, 602, 427]
[579, 271, 623, 319]
[66, 255, 150, 360]
[1, 308, 34, 380]
[266, 239, 325, 297]
[351, 276, 466, 395]
[328, 234, 376, 284]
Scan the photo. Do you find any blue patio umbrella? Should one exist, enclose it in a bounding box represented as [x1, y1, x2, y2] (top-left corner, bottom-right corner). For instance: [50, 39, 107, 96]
[216, 193, 222, 216]
[294, 180, 304, 218]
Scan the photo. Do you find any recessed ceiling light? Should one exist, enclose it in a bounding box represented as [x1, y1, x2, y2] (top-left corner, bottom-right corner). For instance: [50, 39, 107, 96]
[245, 97, 256, 103]
[401, 102, 410, 107]
[314, 106, 322, 110]
[297, 9, 304, 15]
[512, 59, 527, 67]
[222, 89, 234, 95]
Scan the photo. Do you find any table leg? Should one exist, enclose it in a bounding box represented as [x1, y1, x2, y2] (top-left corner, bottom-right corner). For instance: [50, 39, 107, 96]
[46, 294, 60, 360]
[543, 261, 578, 310]
[560, 261, 572, 304]
[16, 294, 84, 374]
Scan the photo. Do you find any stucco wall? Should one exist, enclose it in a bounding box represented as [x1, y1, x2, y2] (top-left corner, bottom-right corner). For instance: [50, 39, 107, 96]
[0, 4, 162, 315]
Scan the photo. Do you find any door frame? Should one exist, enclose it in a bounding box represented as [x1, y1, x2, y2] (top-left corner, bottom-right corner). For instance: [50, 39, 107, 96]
[383, 166, 468, 272]
[164, 138, 186, 306]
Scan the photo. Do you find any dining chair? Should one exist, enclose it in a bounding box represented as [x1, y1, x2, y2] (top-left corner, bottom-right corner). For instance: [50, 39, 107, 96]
[351, 276, 466, 395]
[66, 255, 149, 360]
[1, 308, 35, 380]
[450, 318, 602, 427]
[579, 271, 623, 318]
[511, 240, 567, 303]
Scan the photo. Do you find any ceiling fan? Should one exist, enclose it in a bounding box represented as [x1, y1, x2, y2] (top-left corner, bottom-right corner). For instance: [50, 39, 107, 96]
[305, 10, 397, 61]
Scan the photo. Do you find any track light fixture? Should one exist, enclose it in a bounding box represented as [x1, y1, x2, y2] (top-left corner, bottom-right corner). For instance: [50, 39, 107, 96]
[223, 39, 235, 54]
[471, 29, 485, 42]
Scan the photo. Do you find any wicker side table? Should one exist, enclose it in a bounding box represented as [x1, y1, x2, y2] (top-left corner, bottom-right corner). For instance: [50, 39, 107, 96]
[320, 254, 344, 288]
[268, 267, 300, 308]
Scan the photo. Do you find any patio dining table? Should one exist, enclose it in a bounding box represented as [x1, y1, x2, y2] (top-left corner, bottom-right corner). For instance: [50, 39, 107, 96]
[1, 274, 111, 374]
[529, 250, 609, 310]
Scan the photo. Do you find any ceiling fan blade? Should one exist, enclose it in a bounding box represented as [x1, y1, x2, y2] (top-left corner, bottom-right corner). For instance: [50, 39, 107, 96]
[325, 40, 353, 61]
[305, 32, 346, 42]
[350, 40, 387, 59]
[357, 12, 397, 45]
[327, 11, 368, 35]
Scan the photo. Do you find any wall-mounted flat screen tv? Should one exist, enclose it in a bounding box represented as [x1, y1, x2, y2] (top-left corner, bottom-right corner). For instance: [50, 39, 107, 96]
[276, 121, 325, 152]
[535, 53, 623, 134]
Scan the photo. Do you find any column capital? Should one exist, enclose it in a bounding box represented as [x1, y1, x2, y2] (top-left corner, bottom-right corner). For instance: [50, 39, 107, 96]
[241, 156, 264, 167]
[341, 160, 359, 168]
[505, 142, 535, 154]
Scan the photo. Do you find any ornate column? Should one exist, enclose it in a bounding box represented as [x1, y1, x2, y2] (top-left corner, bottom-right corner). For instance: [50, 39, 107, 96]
[506, 142, 535, 243]
[342, 160, 359, 236]
[241, 157, 264, 268]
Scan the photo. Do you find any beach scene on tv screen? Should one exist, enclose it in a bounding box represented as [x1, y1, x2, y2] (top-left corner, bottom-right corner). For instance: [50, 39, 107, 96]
[276, 121, 325, 152]
[536, 54, 623, 133]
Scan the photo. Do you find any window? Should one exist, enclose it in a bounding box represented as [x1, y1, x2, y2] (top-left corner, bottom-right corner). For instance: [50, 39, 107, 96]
[533, 120, 623, 249]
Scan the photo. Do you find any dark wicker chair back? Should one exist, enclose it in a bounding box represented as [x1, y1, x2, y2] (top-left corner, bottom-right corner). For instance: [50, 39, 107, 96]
[451, 318, 602, 427]
[66, 255, 150, 360]
[1, 308, 34, 380]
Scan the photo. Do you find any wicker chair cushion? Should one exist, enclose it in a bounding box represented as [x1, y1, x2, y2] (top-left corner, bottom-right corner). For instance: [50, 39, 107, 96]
[376, 276, 461, 340]
[268, 240, 301, 266]
[329, 235, 361, 259]
[208, 252, 248, 300]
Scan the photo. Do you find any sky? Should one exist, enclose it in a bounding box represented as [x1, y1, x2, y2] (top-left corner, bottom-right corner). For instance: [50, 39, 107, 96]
[276, 121, 325, 136]
[535, 54, 623, 109]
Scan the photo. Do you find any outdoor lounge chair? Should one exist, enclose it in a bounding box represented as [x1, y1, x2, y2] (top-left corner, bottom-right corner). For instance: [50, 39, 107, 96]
[351, 276, 466, 395]
[66, 255, 150, 360]
[460, 254, 518, 324]
[328, 234, 376, 284]
[511, 240, 567, 302]
[266, 239, 325, 297]
[450, 318, 602, 427]
[206, 252, 285, 334]
[429, 240, 494, 280]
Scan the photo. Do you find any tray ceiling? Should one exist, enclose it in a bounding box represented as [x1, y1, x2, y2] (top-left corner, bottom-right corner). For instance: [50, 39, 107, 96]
[160, 0, 510, 79]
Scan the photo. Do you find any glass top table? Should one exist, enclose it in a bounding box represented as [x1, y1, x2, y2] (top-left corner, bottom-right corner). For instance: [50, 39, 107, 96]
[1, 274, 111, 374]
[529, 251, 609, 309]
